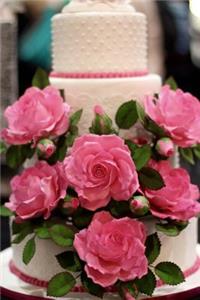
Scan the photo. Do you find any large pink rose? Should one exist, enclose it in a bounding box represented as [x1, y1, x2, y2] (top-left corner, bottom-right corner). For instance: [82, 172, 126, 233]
[1, 86, 70, 145]
[6, 161, 68, 219]
[144, 85, 200, 147]
[74, 211, 148, 287]
[144, 160, 200, 221]
[64, 134, 139, 210]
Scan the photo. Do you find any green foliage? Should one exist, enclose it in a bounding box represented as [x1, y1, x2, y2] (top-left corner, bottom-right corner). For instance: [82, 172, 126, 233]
[136, 102, 146, 123]
[81, 271, 105, 298]
[56, 251, 82, 272]
[145, 233, 161, 264]
[32, 68, 50, 89]
[155, 262, 185, 285]
[34, 227, 51, 239]
[70, 109, 83, 127]
[180, 148, 195, 165]
[193, 144, 200, 159]
[156, 221, 189, 237]
[0, 141, 7, 154]
[135, 268, 156, 296]
[49, 224, 74, 247]
[109, 200, 130, 218]
[132, 145, 152, 171]
[165, 76, 178, 90]
[23, 237, 36, 265]
[0, 205, 14, 216]
[72, 207, 93, 229]
[115, 100, 138, 129]
[47, 272, 76, 297]
[6, 144, 34, 169]
[12, 225, 33, 244]
[143, 117, 166, 138]
[139, 167, 165, 190]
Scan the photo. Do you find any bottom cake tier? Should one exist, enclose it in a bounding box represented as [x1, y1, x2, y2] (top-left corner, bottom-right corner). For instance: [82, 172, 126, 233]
[8, 218, 199, 299]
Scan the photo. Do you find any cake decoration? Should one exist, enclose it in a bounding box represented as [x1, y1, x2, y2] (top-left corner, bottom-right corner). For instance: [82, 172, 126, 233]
[1, 69, 200, 299]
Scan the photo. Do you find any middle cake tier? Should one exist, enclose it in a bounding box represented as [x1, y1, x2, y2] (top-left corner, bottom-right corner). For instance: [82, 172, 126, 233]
[50, 74, 161, 134]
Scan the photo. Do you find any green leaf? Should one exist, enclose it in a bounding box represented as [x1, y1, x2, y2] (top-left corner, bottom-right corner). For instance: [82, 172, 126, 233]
[165, 76, 178, 90]
[156, 221, 188, 237]
[144, 117, 166, 138]
[0, 141, 7, 154]
[6, 144, 34, 169]
[49, 224, 74, 247]
[12, 220, 31, 235]
[70, 109, 83, 127]
[32, 68, 50, 89]
[109, 200, 130, 218]
[35, 227, 50, 239]
[47, 272, 76, 297]
[136, 102, 146, 123]
[115, 100, 138, 129]
[132, 145, 152, 171]
[56, 251, 82, 272]
[145, 233, 161, 264]
[0, 205, 14, 216]
[12, 226, 33, 244]
[118, 281, 138, 299]
[180, 148, 195, 165]
[72, 208, 93, 229]
[81, 271, 105, 298]
[193, 144, 200, 160]
[23, 237, 36, 265]
[135, 268, 156, 296]
[155, 262, 184, 285]
[139, 167, 165, 190]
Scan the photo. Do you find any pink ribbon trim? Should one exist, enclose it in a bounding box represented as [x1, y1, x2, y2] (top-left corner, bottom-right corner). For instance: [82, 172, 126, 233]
[9, 256, 200, 292]
[50, 70, 148, 79]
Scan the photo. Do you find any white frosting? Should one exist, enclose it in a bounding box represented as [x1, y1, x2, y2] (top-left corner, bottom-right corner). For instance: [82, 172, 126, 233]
[50, 74, 161, 134]
[52, 8, 147, 73]
[62, 0, 135, 13]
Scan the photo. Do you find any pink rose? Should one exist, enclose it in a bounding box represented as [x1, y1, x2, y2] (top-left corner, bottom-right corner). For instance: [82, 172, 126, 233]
[144, 85, 200, 147]
[144, 160, 200, 221]
[1, 86, 70, 145]
[6, 161, 68, 219]
[74, 211, 148, 287]
[64, 134, 139, 210]
[156, 138, 174, 157]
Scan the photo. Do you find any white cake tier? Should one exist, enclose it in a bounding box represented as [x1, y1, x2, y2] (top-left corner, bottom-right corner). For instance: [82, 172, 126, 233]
[12, 218, 198, 284]
[52, 1, 147, 73]
[50, 74, 161, 134]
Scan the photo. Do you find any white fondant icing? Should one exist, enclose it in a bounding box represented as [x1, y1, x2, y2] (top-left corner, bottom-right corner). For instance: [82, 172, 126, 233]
[50, 74, 161, 134]
[52, 12, 147, 73]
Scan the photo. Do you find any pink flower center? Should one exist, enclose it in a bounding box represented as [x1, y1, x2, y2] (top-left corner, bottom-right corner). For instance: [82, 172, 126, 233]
[92, 164, 107, 178]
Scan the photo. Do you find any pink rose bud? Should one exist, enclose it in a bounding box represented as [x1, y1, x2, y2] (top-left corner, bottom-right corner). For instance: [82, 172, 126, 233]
[37, 139, 56, 158]
[156, 137, 174, 157]
[91, 106, 114, 134]
[63, 197, 79, 210]
[130, 196, 149, 216]
[94, 105, 104, 116]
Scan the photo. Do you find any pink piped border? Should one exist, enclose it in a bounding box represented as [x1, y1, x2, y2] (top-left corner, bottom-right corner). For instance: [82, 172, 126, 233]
[9, 256, 200, 292]
[50, 70, 148, 79]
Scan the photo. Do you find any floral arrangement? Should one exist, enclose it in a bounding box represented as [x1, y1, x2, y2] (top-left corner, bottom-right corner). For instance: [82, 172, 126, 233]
[1, 69, 200, 300]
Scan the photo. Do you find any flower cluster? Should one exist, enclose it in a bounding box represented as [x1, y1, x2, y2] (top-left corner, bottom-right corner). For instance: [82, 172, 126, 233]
[1, 72, 200, 300]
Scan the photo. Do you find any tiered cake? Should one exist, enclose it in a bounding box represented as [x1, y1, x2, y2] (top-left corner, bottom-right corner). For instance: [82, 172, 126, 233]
[2, 0, 200, 299]
[50, 0, 161, 133]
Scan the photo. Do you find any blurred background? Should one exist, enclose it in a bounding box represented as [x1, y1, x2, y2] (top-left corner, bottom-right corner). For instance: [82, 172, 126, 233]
[0, 0, 200, 251]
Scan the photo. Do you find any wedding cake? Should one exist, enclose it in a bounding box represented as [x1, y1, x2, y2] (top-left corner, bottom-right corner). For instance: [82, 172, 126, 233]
[1, 0, 200, 300]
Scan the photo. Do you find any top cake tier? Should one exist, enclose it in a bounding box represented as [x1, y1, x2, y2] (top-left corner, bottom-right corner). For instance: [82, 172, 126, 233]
[52, 0, 147, 74]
